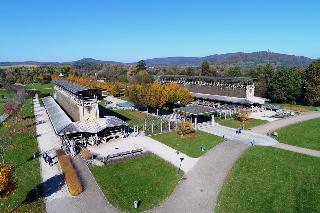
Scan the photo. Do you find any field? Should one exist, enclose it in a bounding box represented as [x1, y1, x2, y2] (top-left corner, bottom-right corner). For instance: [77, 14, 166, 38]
[216, 118, 267, 129]
[151, 131, 224, 158]
[0, 98, 44, 212]
[280, 103, 318, 112]
[112, 109, 160, 127]
[277, 118, 320, 150]
[91, 154, 182, 212]
[216, 147, 320, 213]
[26, 83, 54, 95]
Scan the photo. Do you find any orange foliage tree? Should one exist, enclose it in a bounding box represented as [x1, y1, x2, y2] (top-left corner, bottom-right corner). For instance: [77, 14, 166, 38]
[0, 163, 15, 198]
[125, 82, 192, 109]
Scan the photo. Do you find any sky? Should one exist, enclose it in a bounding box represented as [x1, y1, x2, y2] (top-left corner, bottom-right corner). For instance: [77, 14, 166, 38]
[0, 0, 319, 62]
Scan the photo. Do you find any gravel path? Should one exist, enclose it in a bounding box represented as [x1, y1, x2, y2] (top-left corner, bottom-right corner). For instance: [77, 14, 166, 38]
[198, 123, 278, 146]
[46, 156, 119, 213]
[35, 95, 118, 213]
[88, 135, 199, 173]
[148, 141, 249, 213]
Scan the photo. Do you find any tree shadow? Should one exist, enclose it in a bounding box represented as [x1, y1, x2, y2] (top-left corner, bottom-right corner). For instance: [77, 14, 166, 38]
[98, 105, 130, 121]
[10, 174, 65, 213]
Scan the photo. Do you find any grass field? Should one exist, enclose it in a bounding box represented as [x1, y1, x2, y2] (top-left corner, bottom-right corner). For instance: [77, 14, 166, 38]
[280, 103, 318, 112]
[277, 118, 320, 150]
[216, 118, 267, 129]
[91, 155, 182, 212]
[112, 109, 160, 127]
[0, 97, 44, 212]
[26, 83, 54, 95]
[151, 131, 224, 158]
[216, 147, 320, 213]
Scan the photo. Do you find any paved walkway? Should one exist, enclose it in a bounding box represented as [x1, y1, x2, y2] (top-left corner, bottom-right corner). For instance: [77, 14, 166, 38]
[47, 156, 119, 213]
[88, 135, 199, 173]
[198, 123, 278, 146]
[149, 141, 249, 213]
[273, 143, 320, 157]
[34, 97, 70, 202]
[251, 111, 320, 134]
[34, 96, 118, 213]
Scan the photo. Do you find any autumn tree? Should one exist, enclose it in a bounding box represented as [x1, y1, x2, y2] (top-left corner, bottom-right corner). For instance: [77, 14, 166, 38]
[0, 163, 14, 198]
[303, 60, 320, 105]
[111, 84, 121, 97]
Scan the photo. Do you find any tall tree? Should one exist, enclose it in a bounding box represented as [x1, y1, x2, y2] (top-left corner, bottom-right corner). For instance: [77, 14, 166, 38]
[268, 67, 302, 103]
[201, 60, 210, 76]
[223, 66, 242, 77]
[304, 60, 320, 105]
[136, 60, 146, 72]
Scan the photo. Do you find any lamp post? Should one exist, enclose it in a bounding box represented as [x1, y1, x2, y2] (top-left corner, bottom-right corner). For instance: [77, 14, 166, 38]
[178, 157, 184, 174]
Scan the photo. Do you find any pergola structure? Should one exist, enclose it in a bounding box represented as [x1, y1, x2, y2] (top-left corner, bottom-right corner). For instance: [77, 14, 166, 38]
[174, 104, 234, 129]
[159, 75, 266, 105]
[43, 96, 127, 148]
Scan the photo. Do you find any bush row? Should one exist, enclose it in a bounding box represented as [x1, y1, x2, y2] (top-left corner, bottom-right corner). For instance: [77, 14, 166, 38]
[57, 151, 83, 196]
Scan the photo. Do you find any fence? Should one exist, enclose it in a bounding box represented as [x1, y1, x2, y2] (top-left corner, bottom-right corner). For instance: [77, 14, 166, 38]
[132, 119, 177, 135]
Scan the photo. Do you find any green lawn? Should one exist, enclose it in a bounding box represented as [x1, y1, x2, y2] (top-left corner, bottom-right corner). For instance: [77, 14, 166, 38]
[113, 109, 160, 127]
[216, 147, 320, 213]
[280, 103, 318, 112]
[26, 83, 53, 95]
[91, 155, 182, 212]
[0, 98, 44, 212]
[277, 118, 320, 150]
[216, 118, 267, 129]
[151, 131, 224, 158]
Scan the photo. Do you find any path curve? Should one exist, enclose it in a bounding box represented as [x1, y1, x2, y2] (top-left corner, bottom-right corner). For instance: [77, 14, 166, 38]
[149, 111, 320, 213]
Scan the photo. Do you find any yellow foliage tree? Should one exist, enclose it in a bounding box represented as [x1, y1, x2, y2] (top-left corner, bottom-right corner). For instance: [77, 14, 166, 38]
[0, 163, 14, 198]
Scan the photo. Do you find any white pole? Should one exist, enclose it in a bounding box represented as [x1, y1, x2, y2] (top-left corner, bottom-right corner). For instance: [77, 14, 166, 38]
[211, 114, 215, 125]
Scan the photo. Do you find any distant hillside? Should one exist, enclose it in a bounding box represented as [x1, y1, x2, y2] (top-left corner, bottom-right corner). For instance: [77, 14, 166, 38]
[73, 58, 122, 65]
[0, 51, 314, 68]
[144, 51, 313, 68]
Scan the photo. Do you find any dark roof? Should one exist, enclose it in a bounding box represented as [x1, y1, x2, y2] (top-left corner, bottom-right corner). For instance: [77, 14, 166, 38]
[174, 105, 216, 115]
[159, 75, 253, 83]
[52, 80, 95, 94]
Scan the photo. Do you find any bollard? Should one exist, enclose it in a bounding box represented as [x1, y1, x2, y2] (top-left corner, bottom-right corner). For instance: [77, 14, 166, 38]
[134, 200, 139, 209]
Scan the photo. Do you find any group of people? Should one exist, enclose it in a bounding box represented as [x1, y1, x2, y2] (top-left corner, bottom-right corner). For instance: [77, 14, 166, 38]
[235, 128, 242, 134]
[42, 152, 55, 166]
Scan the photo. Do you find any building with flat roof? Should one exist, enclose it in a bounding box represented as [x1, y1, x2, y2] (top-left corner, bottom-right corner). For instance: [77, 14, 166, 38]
[159, 75, 266, 105]
[53, 80, 99, 121]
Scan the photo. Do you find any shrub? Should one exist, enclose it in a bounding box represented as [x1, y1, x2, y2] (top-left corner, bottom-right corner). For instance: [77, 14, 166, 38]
[58, 153, 83, 196]
[233, 110, 250, 122]
[80, 150, 92, 160]
[0, 163, 15, 198]
[177, 120, 194, 136]
[3, 102, 18, 115]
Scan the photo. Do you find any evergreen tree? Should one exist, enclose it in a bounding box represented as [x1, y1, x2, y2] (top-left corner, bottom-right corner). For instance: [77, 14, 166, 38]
[201, 60, 210, 76]
[136, 60, 146, 72]
[304, 60, 320, 105]
[268, 67, 302, 103]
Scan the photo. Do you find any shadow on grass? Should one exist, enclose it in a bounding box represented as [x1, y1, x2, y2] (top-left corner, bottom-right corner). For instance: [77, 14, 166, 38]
[98, 105, 131, 122]
[10, 174, 65, 213]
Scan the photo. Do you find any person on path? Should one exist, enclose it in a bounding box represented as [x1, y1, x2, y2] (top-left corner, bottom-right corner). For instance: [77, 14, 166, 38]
[47, 155, 53, 166]
[42, 152, 48, 163]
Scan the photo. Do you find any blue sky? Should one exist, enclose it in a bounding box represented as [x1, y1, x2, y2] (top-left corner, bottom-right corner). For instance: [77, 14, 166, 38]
[0, 0, 319, 62]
